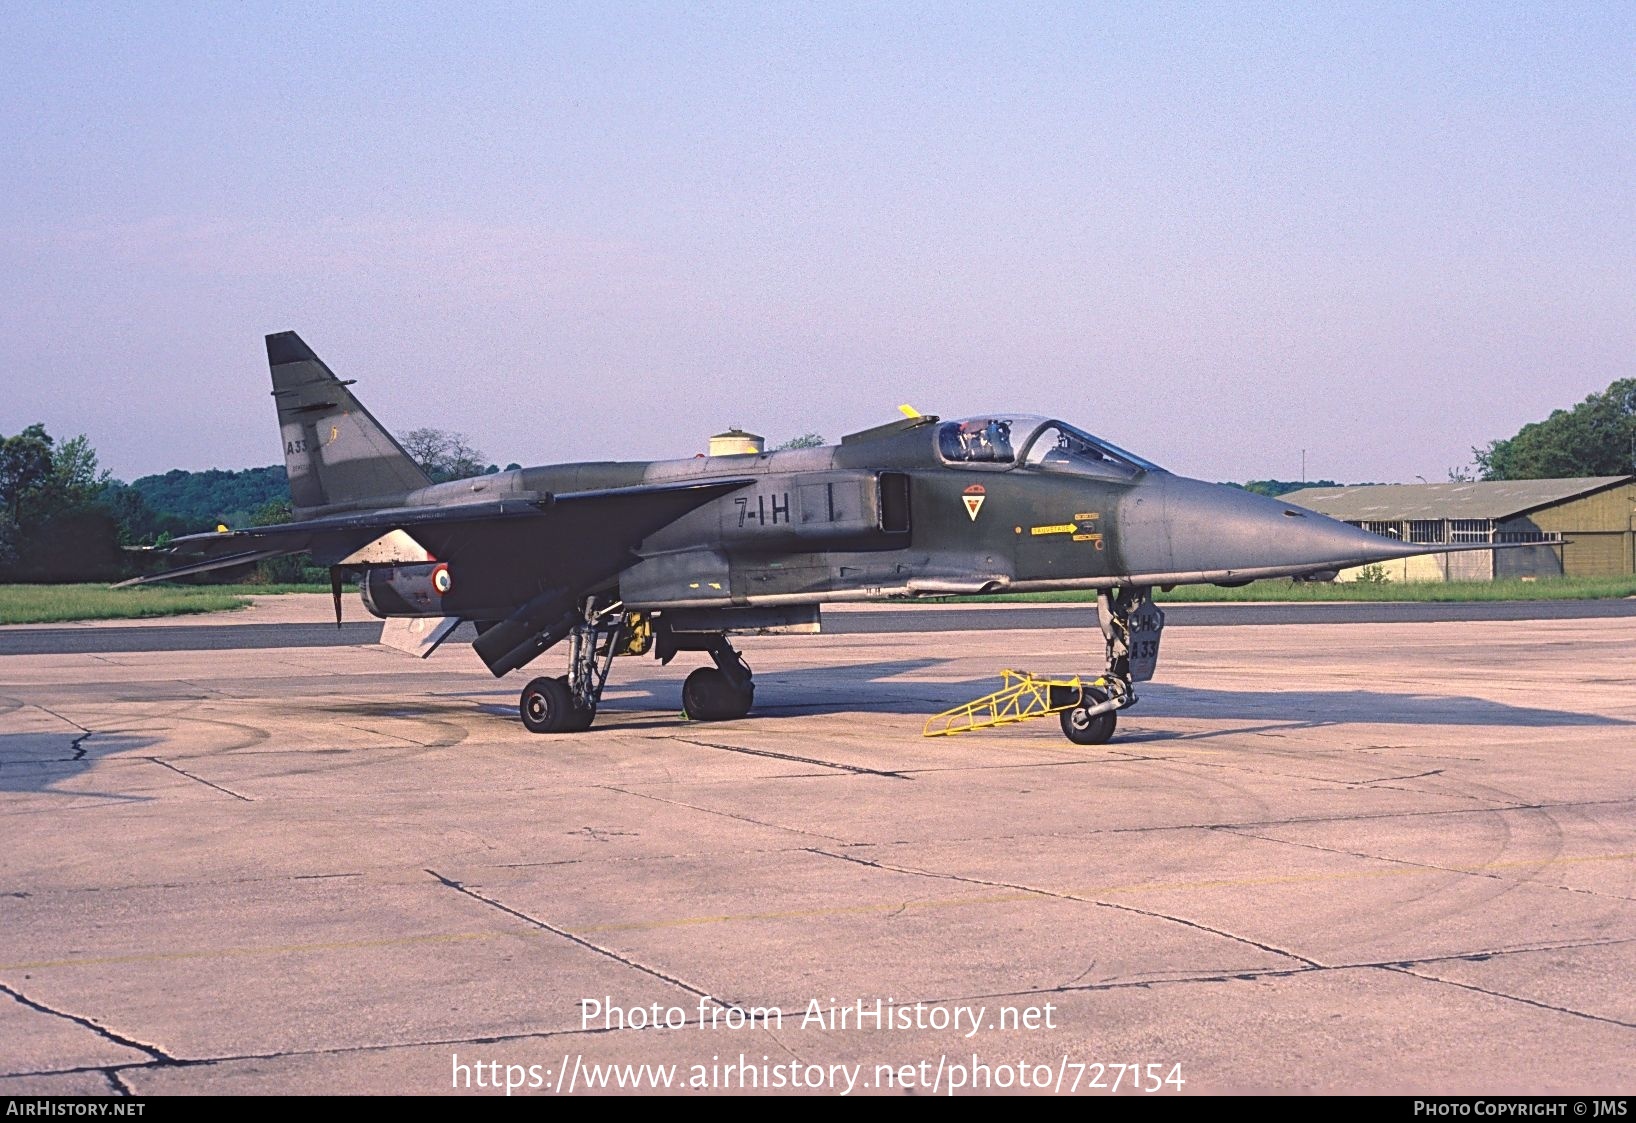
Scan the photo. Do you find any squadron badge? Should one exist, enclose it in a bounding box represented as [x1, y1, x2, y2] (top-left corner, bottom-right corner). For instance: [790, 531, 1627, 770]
[962, 484, 986, 521]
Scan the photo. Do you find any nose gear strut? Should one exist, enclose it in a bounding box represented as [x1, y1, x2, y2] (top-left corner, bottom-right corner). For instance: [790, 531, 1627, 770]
[923, 585, 1164, 744]
[1058, 585, 1163, 744]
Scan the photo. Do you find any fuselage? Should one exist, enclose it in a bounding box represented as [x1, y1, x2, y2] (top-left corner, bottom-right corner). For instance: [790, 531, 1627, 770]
[365, 414, 1417, 613]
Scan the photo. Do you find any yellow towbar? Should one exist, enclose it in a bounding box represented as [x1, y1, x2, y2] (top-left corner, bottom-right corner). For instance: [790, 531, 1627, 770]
[923, 670, 1089, 737]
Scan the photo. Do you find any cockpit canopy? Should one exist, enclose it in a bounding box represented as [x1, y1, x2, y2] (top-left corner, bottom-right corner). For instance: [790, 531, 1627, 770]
[936, 416, 1164, 479]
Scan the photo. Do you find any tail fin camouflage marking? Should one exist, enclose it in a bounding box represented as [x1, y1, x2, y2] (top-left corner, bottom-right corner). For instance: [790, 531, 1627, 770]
[266, 331, 431, 514]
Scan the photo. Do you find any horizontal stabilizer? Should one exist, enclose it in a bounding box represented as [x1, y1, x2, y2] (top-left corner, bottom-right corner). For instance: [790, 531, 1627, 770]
[112, 547, 297, 588]
[114, 479, 754, 610]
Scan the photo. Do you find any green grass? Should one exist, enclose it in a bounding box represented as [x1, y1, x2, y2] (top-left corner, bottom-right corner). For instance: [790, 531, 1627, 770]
[0, 584, 253, 624]
[943, 576, 1636, 604]
[0, 581, 341, 624]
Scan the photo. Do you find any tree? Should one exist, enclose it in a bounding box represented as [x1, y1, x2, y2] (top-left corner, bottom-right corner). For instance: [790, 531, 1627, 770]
[775, 433, 826, 450]
[247, 497, 308, 583]
[400, 428, 491, 482]
[0, 512, 18, 569]
[31, 434, 111, 520]
[0, 424, 124, 581]
[0, 424, 54, 523]
[128, 465, 288, 532]
[250, 498, 293, 526]
[1226, 479, 1342, 498]
[1475, 378, 1636, 480]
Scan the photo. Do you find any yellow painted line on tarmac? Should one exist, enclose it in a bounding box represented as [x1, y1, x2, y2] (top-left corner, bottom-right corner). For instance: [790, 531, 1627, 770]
[2, 851, 1628, 972]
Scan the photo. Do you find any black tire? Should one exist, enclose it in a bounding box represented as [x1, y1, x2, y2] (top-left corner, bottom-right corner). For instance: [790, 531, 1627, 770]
[1060, 686, 1117, 745]
[682, 667, 754, 721]
[555, 675, 596, 732]
[519, 676, 593, 733]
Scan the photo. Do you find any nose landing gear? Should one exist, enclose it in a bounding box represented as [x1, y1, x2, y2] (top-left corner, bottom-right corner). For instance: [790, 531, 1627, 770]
[1055, 586, 1164, 744]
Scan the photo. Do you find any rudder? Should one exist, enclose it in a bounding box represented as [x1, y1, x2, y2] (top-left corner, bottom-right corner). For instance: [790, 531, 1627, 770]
[267, 331, 431, 513]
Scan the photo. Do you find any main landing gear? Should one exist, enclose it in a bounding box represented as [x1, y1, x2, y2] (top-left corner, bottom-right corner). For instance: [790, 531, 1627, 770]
[518, 599, 623, 733]
[680, 635, 754, 722]
[1057, 586, 1165, 745]
[517, 601, 755, 733]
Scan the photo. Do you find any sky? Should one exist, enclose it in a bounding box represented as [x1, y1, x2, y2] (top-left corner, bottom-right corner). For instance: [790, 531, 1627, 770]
[3, 2, 1633, 485]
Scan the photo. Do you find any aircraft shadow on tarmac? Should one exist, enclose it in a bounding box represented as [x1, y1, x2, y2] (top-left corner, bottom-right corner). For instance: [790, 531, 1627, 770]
[0, 730, 163, 798]
[464, 657, 1626, 735]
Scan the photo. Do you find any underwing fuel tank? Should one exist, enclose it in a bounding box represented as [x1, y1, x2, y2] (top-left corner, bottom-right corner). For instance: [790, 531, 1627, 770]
[360, 563, 457, 618]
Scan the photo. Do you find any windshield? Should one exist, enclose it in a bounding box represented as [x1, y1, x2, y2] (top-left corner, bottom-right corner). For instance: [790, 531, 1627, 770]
[936, 416, 1163, 476]
[1021, 422, 1164, 479]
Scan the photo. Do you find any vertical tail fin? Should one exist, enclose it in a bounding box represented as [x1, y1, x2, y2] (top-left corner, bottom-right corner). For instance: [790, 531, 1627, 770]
[267, 331, 431, 514]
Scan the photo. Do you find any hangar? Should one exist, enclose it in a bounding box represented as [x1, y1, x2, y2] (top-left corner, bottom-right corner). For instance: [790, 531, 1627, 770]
[1282, 476, 1636, 581]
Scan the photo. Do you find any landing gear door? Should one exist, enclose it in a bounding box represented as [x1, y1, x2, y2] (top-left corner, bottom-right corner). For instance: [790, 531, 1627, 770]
[1128, 601, 1165, 682]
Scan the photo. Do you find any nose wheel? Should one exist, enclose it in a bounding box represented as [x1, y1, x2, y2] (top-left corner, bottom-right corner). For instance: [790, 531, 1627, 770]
[1060, 685, 1117, 745]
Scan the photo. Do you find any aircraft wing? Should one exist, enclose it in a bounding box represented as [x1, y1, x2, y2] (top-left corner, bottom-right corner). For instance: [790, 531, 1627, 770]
[115, 479, 752, 588]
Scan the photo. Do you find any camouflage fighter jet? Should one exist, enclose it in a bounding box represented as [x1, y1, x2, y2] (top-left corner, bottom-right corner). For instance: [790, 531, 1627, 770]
[124, 332, 1494, 743]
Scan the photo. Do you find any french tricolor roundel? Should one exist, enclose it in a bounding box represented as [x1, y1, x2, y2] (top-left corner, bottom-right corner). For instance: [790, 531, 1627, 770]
[962, 484, 985, 522]
[431, 563, 453, 595]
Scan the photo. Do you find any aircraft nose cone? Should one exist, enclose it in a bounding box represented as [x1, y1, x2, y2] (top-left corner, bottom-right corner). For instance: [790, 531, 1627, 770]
[1117, 475, 1415, 580]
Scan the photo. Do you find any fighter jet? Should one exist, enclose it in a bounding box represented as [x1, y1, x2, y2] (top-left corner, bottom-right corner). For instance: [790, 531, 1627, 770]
[126, 332, 1492, 743]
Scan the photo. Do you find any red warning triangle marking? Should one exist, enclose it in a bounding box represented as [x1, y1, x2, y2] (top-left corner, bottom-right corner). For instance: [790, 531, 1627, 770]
[963, 495, 985, 521]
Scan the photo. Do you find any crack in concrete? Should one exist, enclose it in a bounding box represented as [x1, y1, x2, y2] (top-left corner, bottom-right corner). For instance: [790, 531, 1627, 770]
[598, 784, 851, 844]
[1159, 755, 1515, 804]
[0, 980, 174, 1064]
[34, 706, 90, 734]
[1044, 795, 1636, 839]
[0, 1011, 779, 1082]
[334, 722, 439, 748]
[7, 935, 1633, 1083]
[144, 757, 253, 802]
[892, 755, 1172, 776]
[1352, 769, 1446, 786]
[1220, 825, 1636, 904]
[424, 868, 731, 1008]
[103, 1068, 133, 1096]
[671, 737, 909, 779]
[805, 847, 1323, 969]
[1383, 964, 1636, 1029]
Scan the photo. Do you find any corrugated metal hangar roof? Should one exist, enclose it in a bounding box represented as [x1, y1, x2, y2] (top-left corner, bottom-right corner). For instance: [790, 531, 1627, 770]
[1282, 477, 1632, 521]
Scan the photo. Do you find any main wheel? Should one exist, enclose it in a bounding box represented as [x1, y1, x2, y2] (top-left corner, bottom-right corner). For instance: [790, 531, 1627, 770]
[1060, 686, 1117, 745]
[520, 676, 594, 733]
[682, 667, 754, 721]
[555, 675, 596, 732]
